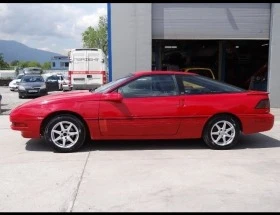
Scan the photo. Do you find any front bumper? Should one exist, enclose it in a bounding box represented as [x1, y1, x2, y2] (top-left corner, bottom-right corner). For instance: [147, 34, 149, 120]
[10, 108, 44, 138]
[10, 120, 42, 138]
[18, 88, 47, 97]
[9, 85, 18, 90]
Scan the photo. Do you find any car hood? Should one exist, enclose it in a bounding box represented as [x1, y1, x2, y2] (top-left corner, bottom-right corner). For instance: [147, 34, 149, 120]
[19, 82, 45, 88]
[15, 90, 102, 109]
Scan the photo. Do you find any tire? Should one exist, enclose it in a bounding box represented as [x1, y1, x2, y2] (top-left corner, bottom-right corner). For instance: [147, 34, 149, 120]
[44, 114, 87, 153]
[18, 94, 23, 99]
[202, 115, 240, 150]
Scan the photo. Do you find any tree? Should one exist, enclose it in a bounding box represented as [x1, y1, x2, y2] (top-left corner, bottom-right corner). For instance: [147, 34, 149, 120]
[82, 15, 108, 56]
[27, 61, 41, 68]
[18, 61, 29, 69]
[42, 62, 51, 70]
[10, 60, 20, 67]
[0, 53, 9, 69]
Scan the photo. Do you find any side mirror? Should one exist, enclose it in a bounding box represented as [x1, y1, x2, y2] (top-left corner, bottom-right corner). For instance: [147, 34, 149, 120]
[102, 92, 123, 102]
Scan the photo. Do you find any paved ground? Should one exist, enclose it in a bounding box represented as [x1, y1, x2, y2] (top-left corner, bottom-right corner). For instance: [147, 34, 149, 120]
[1, 85, 280, 212]
[0, 106, 280, 212]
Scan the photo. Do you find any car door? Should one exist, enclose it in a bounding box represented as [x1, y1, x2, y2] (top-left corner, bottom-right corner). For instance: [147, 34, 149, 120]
[98, 74, 183, 137]
[175, 74, 222, 138]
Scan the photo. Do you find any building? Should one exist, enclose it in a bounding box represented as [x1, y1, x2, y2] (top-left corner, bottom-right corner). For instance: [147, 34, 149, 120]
[51, 56, 69, 70]
[108, 3, 280, 107]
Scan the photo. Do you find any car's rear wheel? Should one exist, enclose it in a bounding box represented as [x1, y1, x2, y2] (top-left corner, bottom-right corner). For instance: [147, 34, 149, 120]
[203, 115, 240, 150]
[44, 114, 86, 153]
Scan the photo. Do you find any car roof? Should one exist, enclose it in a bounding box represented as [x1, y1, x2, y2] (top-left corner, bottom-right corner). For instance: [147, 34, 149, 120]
[184, 68, 212, 71]
[133, 71, 197, 76]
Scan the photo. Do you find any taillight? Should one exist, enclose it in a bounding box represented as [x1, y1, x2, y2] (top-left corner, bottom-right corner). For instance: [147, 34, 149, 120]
[68, 73, 71, 85]
[255, 99, 270, 109]
[102, 71, 106, 84]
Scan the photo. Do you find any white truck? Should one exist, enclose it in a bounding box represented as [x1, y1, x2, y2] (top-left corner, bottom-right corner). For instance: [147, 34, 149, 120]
[65, 48, 108, 91]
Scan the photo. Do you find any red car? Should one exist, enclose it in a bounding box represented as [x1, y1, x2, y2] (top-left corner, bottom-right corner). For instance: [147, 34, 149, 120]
[10, 71, 274, 153]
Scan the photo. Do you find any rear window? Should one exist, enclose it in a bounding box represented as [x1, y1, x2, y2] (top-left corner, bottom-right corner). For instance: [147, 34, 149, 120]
[188, 69, 213, 79]
[178, 75, 245, 94]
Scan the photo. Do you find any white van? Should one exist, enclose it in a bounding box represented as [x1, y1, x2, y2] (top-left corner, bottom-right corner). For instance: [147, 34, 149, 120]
[67, 48, 108, 90]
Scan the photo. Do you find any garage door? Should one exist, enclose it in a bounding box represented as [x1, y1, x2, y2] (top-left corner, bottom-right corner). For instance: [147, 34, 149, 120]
[152, 3, 271, 40]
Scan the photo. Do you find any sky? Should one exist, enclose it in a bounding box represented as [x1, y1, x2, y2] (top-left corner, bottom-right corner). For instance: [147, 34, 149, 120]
[0, 3, 107, 55]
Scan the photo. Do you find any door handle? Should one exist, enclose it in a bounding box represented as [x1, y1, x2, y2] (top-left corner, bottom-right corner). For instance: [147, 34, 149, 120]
[177, 99, 185, 107]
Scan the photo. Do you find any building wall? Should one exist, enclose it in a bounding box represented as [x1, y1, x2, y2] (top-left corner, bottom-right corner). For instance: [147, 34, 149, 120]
[51, 57, 69, 70]
[268, 3, 280, 107]
[110, 3, 152, 80]
[152, 3, 271, 40]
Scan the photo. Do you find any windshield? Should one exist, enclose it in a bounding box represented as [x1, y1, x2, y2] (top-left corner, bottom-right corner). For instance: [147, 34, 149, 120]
[16, 74, 24, 80]
[94, 75, 132, 93]
[21, 76, 44, 83]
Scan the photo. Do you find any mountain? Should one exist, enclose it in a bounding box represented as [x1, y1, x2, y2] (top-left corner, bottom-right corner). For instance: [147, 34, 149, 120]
[0, 40, 62, 64]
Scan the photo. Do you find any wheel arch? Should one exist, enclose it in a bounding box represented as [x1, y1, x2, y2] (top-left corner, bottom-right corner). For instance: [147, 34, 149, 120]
[40, 111, 91, 138]
[202, 112, 243, 135]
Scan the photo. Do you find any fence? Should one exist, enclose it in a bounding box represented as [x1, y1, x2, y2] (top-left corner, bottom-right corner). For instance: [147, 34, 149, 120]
[0, 70, 16, 79]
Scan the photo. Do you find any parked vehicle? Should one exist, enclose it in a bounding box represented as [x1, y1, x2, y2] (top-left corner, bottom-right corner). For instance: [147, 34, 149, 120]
[10, 71, 274, 153]
[62, 78, 71, 91]
[184, 68, 215, 79]
[22, 67, 43, 75]
[8, 73, 25, 91]
[67, 48, 108, 90]
[45, 74, 66, 91]
[18, 75, 47, 98]
[248, 63, 268, 91]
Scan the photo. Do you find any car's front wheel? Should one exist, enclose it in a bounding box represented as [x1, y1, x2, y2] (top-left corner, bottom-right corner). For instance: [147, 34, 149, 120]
[202, 115, 240, 150]
[44, 114, 87, 153]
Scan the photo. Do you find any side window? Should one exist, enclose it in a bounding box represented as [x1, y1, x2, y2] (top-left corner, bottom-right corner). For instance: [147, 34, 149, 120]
[118, 75, 178, 98]
[47, 76, 58, 81]
[179, 75, 212, 94]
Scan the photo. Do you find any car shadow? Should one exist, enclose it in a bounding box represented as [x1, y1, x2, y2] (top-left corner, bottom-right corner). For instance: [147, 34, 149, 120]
[235, 133, 280, 150]
[25, 133, 280, 152]
[0, 108, 11, 115]
[25, 138, 93, 153]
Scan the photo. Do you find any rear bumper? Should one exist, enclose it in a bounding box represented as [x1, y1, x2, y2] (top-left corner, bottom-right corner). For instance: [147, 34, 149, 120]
[62, 84, 72, 91]
[72, 84, 101, 90]
[241, 113, 274, 134]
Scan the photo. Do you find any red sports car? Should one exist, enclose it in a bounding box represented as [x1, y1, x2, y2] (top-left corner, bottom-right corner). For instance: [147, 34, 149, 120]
[10, 71, 274, 153]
